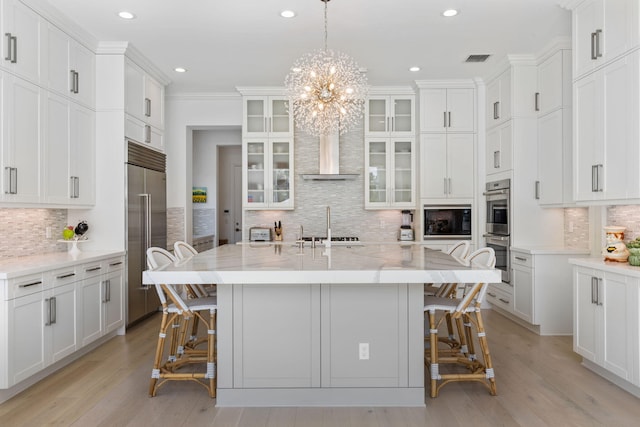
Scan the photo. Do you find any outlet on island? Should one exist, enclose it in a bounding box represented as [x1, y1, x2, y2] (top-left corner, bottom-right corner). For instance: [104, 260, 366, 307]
[359, 342, 370, 360]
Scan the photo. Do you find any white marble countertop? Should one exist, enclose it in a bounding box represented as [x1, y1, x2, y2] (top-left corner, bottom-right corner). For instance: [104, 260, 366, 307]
[569, 257, 640, 278]
[0, 251, 125, 279]
[511, 246, 591, 255]
[143, 243, 501, 285]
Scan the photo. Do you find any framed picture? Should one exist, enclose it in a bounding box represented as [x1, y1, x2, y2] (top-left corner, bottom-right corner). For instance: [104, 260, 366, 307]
[193, 187, 207, 203]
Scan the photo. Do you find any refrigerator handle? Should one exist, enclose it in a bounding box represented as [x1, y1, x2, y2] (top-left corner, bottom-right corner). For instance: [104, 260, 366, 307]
[140, 193, 151, 251]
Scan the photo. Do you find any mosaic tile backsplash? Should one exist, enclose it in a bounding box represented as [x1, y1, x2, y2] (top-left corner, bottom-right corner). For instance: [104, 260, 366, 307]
[564, 207, 590, 248]
[607, 205, 640, 241]
[0, 209, 68, 259]
[167, 207, 185, 249]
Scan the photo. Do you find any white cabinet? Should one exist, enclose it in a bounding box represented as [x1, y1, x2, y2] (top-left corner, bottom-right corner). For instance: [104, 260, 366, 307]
[44, 23, 95, 108]
[486, 121, 512, 175]
[80, 257, 124, 344]
[0, 71, 42, 203]
[365, 138, 415, 208]
[365, 95, 414, 136]
[574, 266, 638, 384]
[420, 88, 474, 133]
[243, 138, 294, 209]
[489, 250, 587, 335]
[573, 0, 639, 80]
[0, 0, 41, 83]
[44, 92, 95, 206]
[125, 59, 164, 150]
[420, 133, 474, 199]
[243, 96, 292, 137]
[535, 48, 573, 206]
[0, 254, 125, 389]
[573, 51, 639, 202]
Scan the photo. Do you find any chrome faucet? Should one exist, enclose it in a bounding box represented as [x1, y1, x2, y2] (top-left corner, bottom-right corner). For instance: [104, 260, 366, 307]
[325, 206, 332, 247]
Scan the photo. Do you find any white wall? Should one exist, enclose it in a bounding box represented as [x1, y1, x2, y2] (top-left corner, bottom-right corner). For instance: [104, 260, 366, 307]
[164, 94, 242, 241]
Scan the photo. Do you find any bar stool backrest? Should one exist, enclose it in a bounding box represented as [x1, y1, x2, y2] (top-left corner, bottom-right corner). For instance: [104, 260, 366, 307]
[447, 240, 470, 260]
[465, 247, 496, 305]
[146, 247, 178, 306]
[174, 241, 198, 260]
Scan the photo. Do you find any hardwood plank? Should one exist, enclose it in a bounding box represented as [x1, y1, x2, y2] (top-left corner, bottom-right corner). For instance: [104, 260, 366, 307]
[1, 310, 639, 427]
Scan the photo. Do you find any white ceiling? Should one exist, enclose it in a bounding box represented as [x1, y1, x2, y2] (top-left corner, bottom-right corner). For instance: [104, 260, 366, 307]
[45, 0, 571, 95]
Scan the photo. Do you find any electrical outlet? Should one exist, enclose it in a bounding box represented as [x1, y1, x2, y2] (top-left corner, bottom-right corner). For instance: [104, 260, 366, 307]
[569, 221, 574, 233]
[359, 342, 369, 360]
[379, 220, 385, 229]
[45, 226, 52, 239]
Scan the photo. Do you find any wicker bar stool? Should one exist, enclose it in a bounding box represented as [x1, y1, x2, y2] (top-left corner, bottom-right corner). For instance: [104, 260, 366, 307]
[423, 248, 497, 398]
[146, 247, 218, 397]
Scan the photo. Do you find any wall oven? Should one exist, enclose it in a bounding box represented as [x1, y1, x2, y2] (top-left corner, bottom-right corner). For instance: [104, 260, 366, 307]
[423, 205, 472, 240]
[484, 179, 510, 283]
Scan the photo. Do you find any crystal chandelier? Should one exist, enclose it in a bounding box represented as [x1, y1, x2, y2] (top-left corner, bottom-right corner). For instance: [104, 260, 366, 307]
[285, 0, 368, 136]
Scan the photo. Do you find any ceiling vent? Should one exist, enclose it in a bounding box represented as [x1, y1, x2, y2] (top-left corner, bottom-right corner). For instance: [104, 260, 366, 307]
[465, 54, 491, 63]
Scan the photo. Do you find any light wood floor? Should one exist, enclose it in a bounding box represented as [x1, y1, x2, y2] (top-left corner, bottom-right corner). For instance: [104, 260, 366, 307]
[1, 309, 639, 427]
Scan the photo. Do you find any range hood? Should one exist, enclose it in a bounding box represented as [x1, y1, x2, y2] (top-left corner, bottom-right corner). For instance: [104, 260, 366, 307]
[301, 132, 359, 181]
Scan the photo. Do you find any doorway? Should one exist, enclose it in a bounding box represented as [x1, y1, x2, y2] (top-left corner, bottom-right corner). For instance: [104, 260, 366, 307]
[217, 145, 242, 244]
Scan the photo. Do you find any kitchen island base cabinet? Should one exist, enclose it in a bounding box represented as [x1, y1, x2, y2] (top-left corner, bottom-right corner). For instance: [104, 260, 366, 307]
[223, 282, 424, 406]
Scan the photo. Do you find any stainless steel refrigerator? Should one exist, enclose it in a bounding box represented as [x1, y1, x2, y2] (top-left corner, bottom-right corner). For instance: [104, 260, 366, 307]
[126, 142, 167, 326]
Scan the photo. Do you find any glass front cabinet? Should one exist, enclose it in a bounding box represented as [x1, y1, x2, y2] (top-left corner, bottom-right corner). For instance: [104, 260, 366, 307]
[243, 138, 294, 209]
[365, 138, 415, 209]
[365, 96, 414, 137]
[243, 96, 292, 137]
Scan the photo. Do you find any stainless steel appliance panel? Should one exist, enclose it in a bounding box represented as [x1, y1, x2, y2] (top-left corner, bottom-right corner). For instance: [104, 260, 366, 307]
[126, 143, 166, 327]
[484, 234, 510, 283]
[484, 179, 510, 236]
[423, 205, 472, 240]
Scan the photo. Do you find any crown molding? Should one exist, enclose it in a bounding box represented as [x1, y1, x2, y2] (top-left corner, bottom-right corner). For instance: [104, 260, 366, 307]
[166, 93, 241, 102]
[367, 86, 415, 95]
[236, 86, 287, 96]
[414, 79, 477, 90]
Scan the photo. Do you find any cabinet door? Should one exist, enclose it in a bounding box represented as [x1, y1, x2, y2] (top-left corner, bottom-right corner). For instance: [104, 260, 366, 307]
[601, 273, 634, 380]
[574, 268, 598, 362]
[10, 291, 46, 385]
[70, 41, 95, 108]
[80, 274, 103, 347]
[390, 97, 414, 135]
[125, 61, 145, 120]
[1, 0, 41, 83]
[49, 283, 78, 363]
[366, 139, 389, 206]
[537, 109, 564, 205]
[244, 139, 267, 207]
[104, 270, 124, 334]
[45, 23, 71, 97]
[446, 89, 475, 132]
[486, 121, 512, 175]
[44, 92, 71, 204]
[420, 134, 447, 198]
[512, 265, 534, 323]
[391, 139, 414, 205]
[269, 97, 291, 135]
[420, 89, 447, 132]
[537, 51, 564, 116]
[573, 71, 599, 201]
[244, 97, 267, 135]
[573, 0, 602, 79]
[69, 102, 95, 205]
[269, 139, 293, 208]
[1, 73, 42, 203]
[366, 97, 388, 134]
[144, 75, 163, 130]
[447, 134, 474, 198]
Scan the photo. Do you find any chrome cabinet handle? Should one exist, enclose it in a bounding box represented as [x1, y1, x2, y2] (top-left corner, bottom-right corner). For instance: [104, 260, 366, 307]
[498, 298, 509, 304]
[597, 278, 603, 306]
[448, 112, 451, 128]
[145, 125, 151, 143]
[515, 256, 527, 262]
[591, 277, 597, 304]
[145, 98, 151, 117]
[70, 176, 79, 198]
[597, 164, 603, 191]
[45, 298, 52, 326]
[75, 176, 80, 198]
[591, 165, 598, 192]
[591, 32, 597, 59]
[443, 111, 447, 128]
[595, 29, 603, 58]
[494, 101, 500, 119]
[535, 180, 540, 200]
[448, 178, 452, 195]
[102, 280, 109, 303]
[50, 297, 57, 325]
[70, 70, 75, 93]
[493, 151, 500, 169]
[56, 272, 76, 279]
[74, 71, 79, 94]
[4, 33, 11, 61]
[19, 280, 42, 288]
[109, 261, 123, 267]
[85, 266, 102, 272]
[487, 292, 497, 298]
[535, 92, 540, 111]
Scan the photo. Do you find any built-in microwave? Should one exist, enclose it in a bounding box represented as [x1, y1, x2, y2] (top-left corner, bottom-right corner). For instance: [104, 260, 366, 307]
[423, 205, 472, 240]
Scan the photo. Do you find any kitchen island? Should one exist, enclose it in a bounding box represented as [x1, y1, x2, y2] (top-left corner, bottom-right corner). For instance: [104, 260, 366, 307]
[143, 243, 500, 406]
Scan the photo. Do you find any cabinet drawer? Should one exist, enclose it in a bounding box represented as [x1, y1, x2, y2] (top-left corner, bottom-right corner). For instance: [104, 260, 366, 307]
[512, 252, 533, 268]
[106, 258, 124, 273]
[486, 285, 513, 312]
[7, 273, 45, 299]
[81, 262, 104, 279]
[49, 267, 79, 287]
[488, 280, 513, 296]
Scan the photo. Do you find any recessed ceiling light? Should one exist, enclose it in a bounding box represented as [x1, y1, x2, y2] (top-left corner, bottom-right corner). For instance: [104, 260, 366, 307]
[442, 9, 458, 17]
[409, 66, 421, 72]
[280, 10, 296, 18]
[118, 11, 136, 20]
[174, 67, 187, 73]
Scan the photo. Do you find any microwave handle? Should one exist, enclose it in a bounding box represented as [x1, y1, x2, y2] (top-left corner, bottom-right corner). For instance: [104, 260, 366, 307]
[483, 234, 510, 241]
